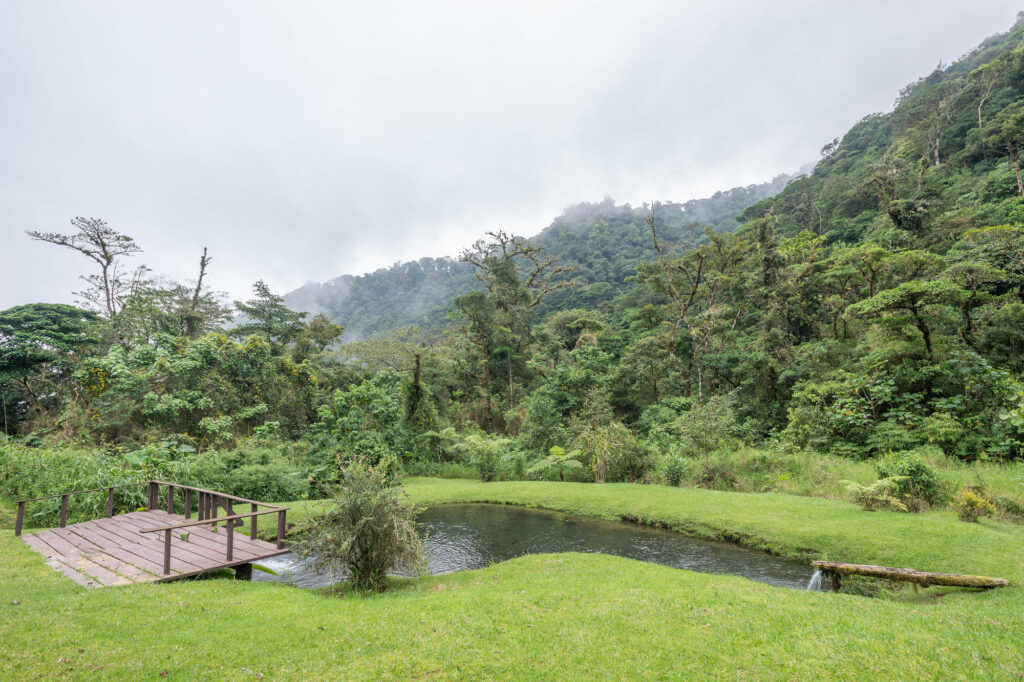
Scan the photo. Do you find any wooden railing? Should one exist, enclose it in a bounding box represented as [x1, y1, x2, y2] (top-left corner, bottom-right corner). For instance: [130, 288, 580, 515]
[138, 481, 288, 575]
[14, 480, 289, 576]
[14, 481, 150, 537]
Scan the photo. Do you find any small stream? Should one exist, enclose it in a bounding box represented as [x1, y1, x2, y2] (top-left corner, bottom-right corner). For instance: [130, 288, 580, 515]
[254, 503, 820, 590]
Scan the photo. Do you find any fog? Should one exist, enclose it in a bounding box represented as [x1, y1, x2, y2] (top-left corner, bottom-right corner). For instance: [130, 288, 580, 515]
[1, 1, 1019, 308]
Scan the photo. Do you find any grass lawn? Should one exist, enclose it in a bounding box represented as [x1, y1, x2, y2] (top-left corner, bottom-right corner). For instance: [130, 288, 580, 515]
[3, 479, 1023, 679]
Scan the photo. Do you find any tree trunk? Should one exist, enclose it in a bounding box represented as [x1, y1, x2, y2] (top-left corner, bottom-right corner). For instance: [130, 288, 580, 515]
[19, 377, 41, 412]
[813, 561, 1009, 588]
[508, 354, 514, 410]
[1015, 155, 1024, 196]
[912, 308, 933, 359]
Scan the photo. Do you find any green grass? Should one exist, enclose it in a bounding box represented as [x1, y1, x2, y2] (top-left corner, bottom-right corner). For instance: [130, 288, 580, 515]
[3, 481, 1024, 679]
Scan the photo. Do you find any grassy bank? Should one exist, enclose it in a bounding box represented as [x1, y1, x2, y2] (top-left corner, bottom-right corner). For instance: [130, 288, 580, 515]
[3, 482, 1024, 679]
[280, 478, 1024, 585]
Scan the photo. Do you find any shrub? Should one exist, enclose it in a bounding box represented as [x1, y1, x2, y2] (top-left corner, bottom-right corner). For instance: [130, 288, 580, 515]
[696, 460, 738, 491]
[451, 433, 511, 482]
[994, 494, 1024, 521]
[876, 449, 943, 508]
[842, 477, 910, 512]
[293, 457, 425, 591]
[662, 452, 688, 487]
[952, 489, 996, 522]
[222, 462, 308, 502]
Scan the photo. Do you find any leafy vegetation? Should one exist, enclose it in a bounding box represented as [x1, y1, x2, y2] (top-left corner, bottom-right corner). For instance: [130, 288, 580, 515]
[952, 488, 997, 521]
[293, 457, 424, 591]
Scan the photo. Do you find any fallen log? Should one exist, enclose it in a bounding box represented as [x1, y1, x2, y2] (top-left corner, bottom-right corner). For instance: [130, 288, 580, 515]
[812, 561, 1009, 590]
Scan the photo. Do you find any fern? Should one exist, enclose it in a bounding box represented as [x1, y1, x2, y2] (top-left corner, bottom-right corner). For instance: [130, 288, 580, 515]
[841, 476, 909, 512]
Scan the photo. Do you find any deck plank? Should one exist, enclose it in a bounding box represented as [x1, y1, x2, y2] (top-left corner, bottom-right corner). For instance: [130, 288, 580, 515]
[73, 520, 203, 573]
[89, 518, 207, 571]
[59, 556, 132, 587]
[70, 524, 174, 576]
[45, 558, 98, 588]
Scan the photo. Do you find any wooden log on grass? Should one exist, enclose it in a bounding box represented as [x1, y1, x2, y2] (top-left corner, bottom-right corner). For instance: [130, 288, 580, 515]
[812, 561, 1009, 589]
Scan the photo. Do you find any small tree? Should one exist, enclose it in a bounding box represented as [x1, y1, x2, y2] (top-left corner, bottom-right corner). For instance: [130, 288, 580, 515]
[232, 280, 307, 355]
[294, 458, 425, 591]
[526, 445, 583, 481]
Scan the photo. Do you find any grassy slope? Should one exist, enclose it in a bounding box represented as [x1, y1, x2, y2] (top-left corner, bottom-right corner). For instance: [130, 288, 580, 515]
[2, 482, 1023, 680]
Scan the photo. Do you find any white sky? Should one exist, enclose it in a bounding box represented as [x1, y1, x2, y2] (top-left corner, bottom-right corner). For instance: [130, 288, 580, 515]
[1, 1, 1020, 308]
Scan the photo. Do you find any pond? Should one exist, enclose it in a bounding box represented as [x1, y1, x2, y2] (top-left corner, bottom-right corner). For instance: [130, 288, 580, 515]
[253, 503, 819, 590]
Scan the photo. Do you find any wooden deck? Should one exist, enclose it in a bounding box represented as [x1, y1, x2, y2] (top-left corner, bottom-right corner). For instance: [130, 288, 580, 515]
[15, 481, 289, 588]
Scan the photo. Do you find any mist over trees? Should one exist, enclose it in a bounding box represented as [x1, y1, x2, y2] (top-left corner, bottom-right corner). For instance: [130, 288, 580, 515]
[283, 173, 794, 341]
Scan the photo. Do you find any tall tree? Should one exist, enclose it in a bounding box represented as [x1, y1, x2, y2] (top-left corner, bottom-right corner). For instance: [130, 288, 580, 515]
[991, 103, 1024, 196]
[232, 280, 308, 355]
[453, 231, 571, 420]
[26, 218, 146, 343]
[0, 303, 98, 429]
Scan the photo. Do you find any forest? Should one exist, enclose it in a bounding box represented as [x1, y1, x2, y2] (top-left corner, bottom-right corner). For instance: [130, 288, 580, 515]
[4, 19, 1024, 526]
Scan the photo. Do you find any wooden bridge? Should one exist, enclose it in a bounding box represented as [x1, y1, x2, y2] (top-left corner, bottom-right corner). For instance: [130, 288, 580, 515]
[14, 481, 289, 587]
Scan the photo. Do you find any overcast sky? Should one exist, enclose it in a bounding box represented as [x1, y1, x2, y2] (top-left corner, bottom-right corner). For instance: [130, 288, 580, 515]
[1, 1, 1020, 309]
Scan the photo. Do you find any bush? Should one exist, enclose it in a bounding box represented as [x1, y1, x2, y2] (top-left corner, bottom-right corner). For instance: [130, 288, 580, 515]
[952, 489, 996, 522]
[222, 462, 308, 502]
[662, 452, 688, 487]
[451, 433, 511, 482]
[0, 441, 311, 527]
[842, 477, 910, 512]
[876, 449, 943, 508]
[293, 457, 425, 591]
[994, 494, 1024, 521]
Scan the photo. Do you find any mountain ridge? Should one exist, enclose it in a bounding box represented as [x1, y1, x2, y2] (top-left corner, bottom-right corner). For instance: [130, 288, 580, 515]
[284, 172, 798, 340]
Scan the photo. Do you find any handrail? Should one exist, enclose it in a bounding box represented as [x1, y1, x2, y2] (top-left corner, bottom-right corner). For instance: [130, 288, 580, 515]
[142, 498, 289, 575]
[15, 482, 149, 504]
[15, 482, 151, 536]
[137, 508, 283, 534]
[147, 480, 286, 510]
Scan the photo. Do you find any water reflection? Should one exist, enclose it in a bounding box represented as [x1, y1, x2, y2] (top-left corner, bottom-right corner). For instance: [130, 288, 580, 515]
[254, 504, 817, 590]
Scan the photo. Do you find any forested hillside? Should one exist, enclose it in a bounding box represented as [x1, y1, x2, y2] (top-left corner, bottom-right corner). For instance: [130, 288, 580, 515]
[5, 17, 1024, 516]
[284, 174, 794, 340]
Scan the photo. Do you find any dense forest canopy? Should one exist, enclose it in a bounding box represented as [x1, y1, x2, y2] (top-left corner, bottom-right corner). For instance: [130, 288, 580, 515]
[5, 16, 1024, 504]
[283, 173, 795, 340]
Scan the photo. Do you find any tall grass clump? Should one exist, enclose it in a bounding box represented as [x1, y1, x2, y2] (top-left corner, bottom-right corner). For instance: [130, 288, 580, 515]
[294, 457, 425, 591]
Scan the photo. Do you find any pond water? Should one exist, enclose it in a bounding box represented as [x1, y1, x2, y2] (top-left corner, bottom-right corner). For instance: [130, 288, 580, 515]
[253, 503, 818, 590]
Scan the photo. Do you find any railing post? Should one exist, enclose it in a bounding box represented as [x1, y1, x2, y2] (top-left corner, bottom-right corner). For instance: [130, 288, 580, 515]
[167, 485, 175, 514]
[163, 529, 172, 575]
[59, 495, 68, 528]
[276, 509, 286, 549]
[226, 517, 234, 562]
[211, 494, 218, 528]
[250, 503, 258, 539]
[185, 488, 192, 519]
[106, 488, 114, 518]
[15, 501, 25, 537]
[148, 482, 158, 510]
